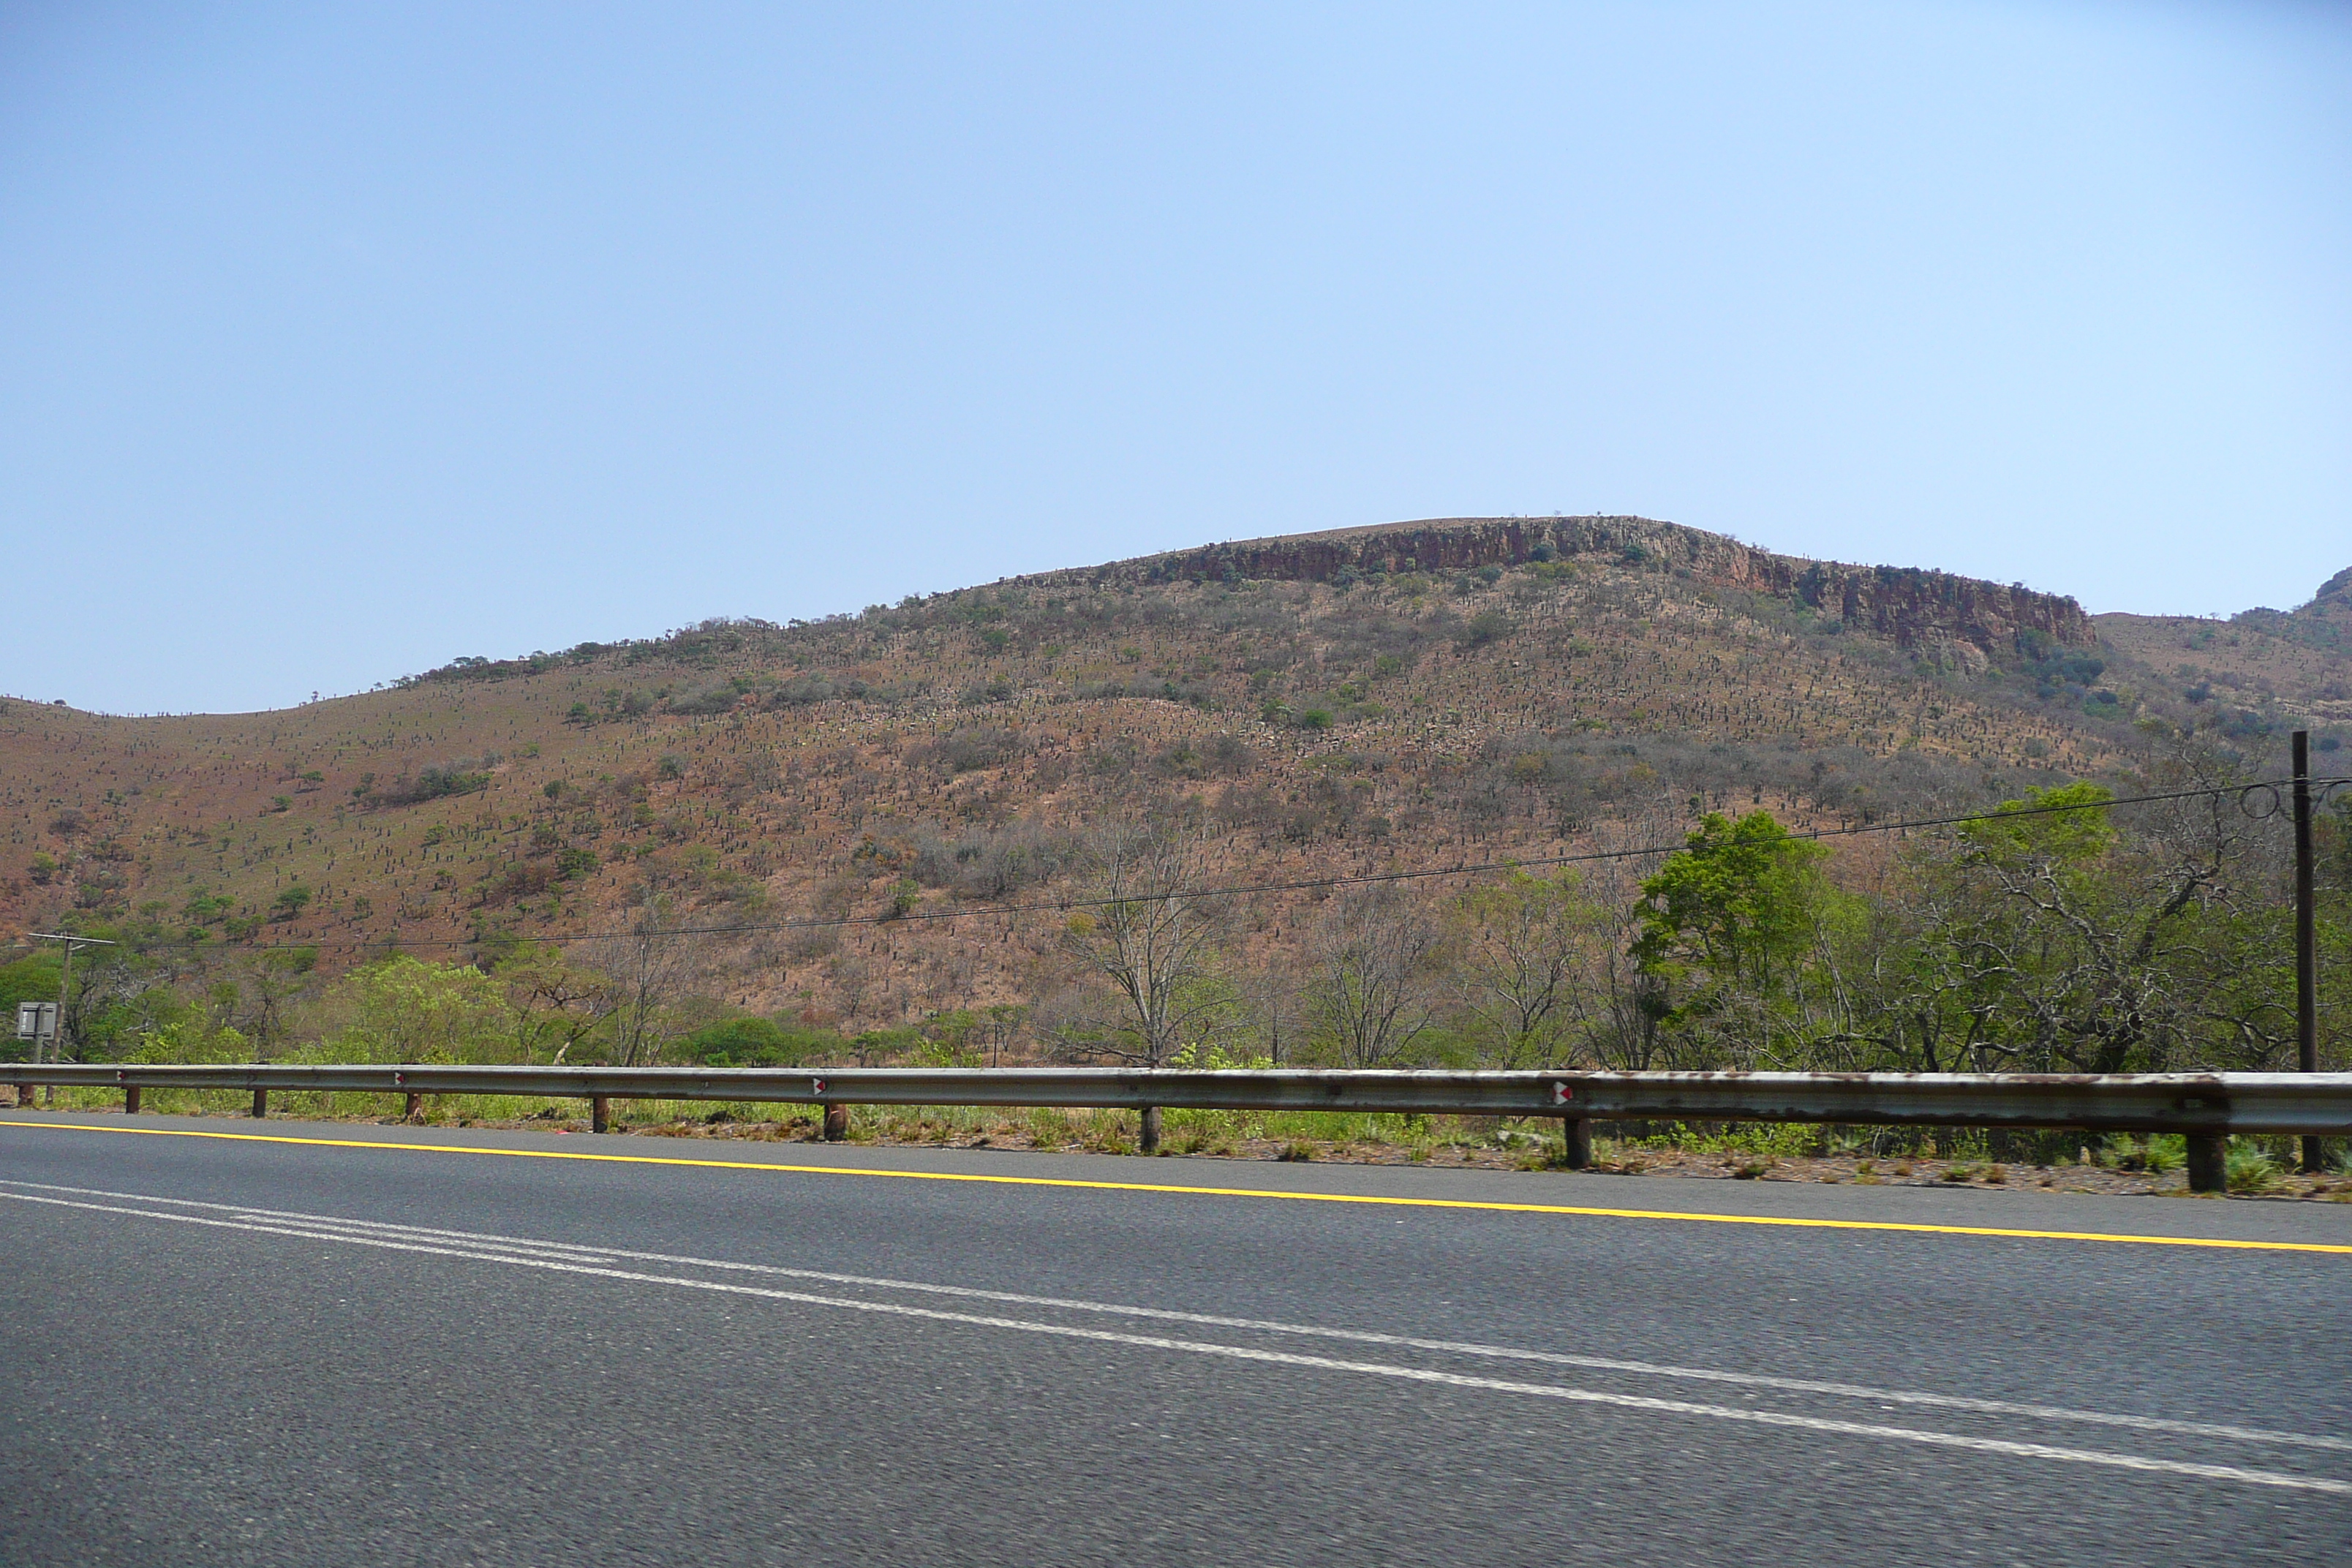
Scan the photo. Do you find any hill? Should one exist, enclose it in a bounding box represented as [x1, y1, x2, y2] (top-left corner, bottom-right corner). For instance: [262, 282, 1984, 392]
[2096, 562, 2352, 740]
[2, 515, 2345, 1044]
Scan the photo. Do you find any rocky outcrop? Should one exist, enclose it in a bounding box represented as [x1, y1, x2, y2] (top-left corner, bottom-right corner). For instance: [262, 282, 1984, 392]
[1103, 515, 2092, 658]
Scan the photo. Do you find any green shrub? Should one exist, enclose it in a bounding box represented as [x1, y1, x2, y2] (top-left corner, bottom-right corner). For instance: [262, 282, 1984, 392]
[674, 1017, 852, 1068]
[0, 954, 60, 1014]
[554, 847, 600, 880]
[2225, 1142, 2283, 1194]
[129, 1017, 252, 1064]
[2103, 1134, 2184, 1174]
[372, 762, 492, 806]
[1457, 609, 1512, 647]
[317, 956, 509, 1063]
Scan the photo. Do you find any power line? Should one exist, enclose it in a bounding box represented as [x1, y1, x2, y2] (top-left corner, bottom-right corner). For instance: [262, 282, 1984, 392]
[22, 774, 2318, 960]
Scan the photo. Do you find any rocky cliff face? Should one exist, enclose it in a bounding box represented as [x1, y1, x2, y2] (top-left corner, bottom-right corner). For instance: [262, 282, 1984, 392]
[1108, 515, 2093, 662]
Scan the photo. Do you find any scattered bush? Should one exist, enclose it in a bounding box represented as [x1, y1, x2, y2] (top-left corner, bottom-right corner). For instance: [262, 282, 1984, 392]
[675, 1017, 837, 1068]
[1457, 609, 1512, 648]
[908, 726, 1028, 774]
[372, 761, 494, 807]
[666, 685, 742, 716]
[769, 672, 869, 707]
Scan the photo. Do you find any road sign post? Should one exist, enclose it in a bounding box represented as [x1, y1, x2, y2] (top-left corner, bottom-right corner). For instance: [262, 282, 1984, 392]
[15, 1002, 58, 1047]
[14, 1002, 57, 1110]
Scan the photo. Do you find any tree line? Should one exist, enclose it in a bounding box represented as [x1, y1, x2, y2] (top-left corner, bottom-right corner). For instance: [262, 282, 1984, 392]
[6, 761, 2345, 1084]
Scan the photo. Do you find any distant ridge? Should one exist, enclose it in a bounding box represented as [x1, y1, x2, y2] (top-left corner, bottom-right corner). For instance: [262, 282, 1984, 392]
[2225, 562, 2352, 655]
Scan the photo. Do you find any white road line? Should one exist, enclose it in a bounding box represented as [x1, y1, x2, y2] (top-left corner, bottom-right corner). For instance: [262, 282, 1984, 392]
[4, 1186, 2346, 1499]
[9, 1177, 2344, 1458]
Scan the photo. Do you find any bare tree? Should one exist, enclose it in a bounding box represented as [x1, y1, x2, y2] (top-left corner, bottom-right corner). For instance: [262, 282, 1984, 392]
[1926, 780, 2279, 1073]
[225, 946, 321, 1062]
[1576, 808, 1681, 1069]
[1810, 750, 2296, 1077]
[496, 943, 617, 1064]
[1449, 870, 1604, 1068]
[586, 898, 693, 1067]
[1304, 887, 1441, 1067]
[1058, 819, 1230, 1150]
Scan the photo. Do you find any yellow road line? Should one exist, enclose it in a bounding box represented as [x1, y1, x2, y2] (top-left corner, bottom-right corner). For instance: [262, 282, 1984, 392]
[4, 1117, 2347, 1254]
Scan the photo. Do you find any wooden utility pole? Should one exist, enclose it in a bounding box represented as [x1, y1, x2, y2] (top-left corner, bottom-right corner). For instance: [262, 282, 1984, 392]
[2292, 733, 2322, 1173]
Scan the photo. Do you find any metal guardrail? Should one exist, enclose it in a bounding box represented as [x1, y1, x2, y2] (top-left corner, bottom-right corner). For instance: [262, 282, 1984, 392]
[7, 1064, 2348, 1191]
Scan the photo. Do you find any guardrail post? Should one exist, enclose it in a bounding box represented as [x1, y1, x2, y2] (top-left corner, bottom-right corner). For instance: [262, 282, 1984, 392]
[1139, 1106, 1161, 1155]
[251, 1088, 268, 1119]
[1561, 1117, 1591, 1169]
[822, 1103, 849, 1141]
[404, 1092, 424, 1121]
[124, 1085, 141, 1115]
[591, 1096, 611, 1134]
[2186, 1135, 2225, 1194]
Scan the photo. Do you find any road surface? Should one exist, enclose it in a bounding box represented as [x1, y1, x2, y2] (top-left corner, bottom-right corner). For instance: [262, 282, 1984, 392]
[1, 1109, 2346, 1565]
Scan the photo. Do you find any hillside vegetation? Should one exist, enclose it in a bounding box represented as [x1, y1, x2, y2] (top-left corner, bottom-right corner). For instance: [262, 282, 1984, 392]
[4, 516, 2346, 1093]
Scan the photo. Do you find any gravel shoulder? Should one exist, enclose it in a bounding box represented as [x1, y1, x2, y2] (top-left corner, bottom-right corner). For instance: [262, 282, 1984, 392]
[10, 1104, 2351, 1221]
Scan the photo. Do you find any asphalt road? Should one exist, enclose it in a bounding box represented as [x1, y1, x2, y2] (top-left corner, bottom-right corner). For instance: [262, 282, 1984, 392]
[1, 1110, 2346, 1567]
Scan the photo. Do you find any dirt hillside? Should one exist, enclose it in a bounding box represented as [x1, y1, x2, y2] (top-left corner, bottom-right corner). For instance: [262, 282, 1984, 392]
[4, 515, 2342, 1026]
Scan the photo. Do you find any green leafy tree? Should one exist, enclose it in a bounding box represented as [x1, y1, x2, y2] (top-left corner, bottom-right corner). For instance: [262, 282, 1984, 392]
[674, 1016, 848, 1067]
[0, 953, 61, 1063]
[491, 941, 616, 1063]
[1959, 781, 2116, 867]
[1634, 811, 1832, 998]
[129, 1015, 252, 1064]
[1626, 810, 1841, 1067]
[319, 956, 510, 1063]
[1816, 762, 2315, 1077]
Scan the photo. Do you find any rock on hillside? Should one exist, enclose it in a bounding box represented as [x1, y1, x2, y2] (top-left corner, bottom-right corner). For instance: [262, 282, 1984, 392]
[1104, 516, 2094, 671]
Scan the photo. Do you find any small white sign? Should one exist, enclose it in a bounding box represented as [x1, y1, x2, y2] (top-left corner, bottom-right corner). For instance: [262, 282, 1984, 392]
[15, 1002, 58, 1042]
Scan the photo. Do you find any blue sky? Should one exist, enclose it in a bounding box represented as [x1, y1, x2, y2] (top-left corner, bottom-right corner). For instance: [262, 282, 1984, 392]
[3, 1, 2346, 715]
